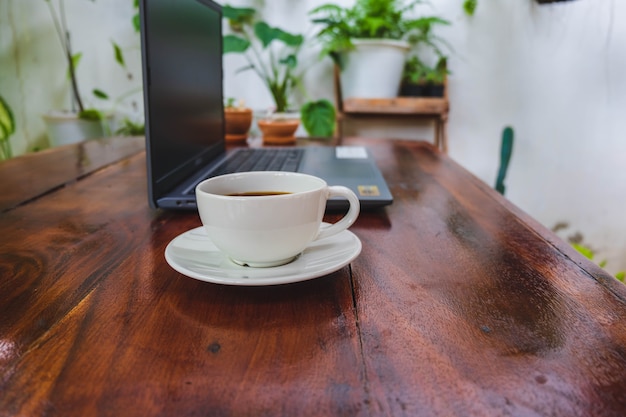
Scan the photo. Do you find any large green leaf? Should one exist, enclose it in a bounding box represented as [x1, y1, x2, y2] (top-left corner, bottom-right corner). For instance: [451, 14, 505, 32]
[0, 95, 15, 136]
[0, 122, 7, 142]
[301, 99, 336, 138]
[223, 5, 255, 31]
[223, 34, 250, 53]
[254, 22, 303, 49]
[222, 5, 255, 23]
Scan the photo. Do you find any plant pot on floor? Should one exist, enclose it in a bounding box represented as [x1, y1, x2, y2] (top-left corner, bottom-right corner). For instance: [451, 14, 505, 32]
[257, 117, 300, 145]
[42, 111, 110, 147]
[224, 107, 253, 143]
[339, 39, 410, 99]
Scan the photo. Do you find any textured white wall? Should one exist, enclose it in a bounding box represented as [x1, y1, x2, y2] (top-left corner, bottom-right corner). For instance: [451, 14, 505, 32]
[1, 0, 625, 274]
[0, 0, 143, 154]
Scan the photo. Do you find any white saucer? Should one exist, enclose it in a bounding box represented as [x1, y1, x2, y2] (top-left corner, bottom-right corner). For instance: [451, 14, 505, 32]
[164, 224, 362, 286]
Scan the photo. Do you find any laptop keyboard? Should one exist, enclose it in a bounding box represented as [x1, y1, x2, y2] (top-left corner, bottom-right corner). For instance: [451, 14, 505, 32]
[184, 148, 305, 195]
[211, 148, 304, 176]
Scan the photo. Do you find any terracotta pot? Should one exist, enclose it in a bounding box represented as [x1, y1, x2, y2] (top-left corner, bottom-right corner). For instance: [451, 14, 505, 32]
[224, 108, 253, 143]
[257, 119, 300, 145]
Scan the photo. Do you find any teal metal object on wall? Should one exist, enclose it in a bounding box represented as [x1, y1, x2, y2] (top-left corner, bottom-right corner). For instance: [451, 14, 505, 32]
[495, 126, 514, 195]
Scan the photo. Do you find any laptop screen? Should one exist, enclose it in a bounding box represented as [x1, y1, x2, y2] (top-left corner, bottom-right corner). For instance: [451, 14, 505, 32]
[140, 0, 224, 199]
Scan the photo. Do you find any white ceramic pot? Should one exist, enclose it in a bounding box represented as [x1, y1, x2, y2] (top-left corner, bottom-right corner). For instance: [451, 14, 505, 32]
[42, 111, 111, 147]
[339, 39, 411, 99]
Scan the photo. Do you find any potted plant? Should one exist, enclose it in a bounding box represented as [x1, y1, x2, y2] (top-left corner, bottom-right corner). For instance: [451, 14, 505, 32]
[424, 57, 449, 97]
[223, 5, 336, 145]
[224, 97, 253, 143]
[309, 0, 450, 99]
[399, 55, 429, 96]
[42, 0, 115, 147]
[401, 56, 448, 97]
[0, 95, 15, 161]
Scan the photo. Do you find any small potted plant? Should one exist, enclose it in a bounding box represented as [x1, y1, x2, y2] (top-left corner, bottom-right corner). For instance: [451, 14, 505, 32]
[42, 0, 113, 147]
[400, 56, 448, 97]
[423, 57, 449, 97]
[224, 97, 253, 143]
[400, 56, 429, 97]
[309, 0, 450, 99]
[223, 5, 336, 145]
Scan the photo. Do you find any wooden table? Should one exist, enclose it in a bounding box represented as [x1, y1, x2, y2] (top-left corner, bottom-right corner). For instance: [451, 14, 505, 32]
[1, 136, 625, 417]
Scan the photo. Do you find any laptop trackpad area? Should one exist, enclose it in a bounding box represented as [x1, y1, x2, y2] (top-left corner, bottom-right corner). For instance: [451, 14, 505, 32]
[299, 147, 378, 180]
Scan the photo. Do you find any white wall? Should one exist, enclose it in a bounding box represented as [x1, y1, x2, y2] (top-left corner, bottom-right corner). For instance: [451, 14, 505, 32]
[0, 0, 143, 154]
[2, 0, 625, 274]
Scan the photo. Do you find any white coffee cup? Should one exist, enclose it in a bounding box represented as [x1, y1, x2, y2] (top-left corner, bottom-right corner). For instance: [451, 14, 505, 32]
[195, 171, 360, 267]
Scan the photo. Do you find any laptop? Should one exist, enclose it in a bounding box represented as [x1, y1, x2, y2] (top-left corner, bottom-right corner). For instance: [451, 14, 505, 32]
[139, 0, 393, 211]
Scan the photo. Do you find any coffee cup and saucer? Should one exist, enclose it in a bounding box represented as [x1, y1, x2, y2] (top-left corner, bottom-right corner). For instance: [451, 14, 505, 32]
[164, 171, 362, 285]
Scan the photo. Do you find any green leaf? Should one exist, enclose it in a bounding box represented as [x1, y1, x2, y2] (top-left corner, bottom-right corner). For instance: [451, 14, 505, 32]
[616, 271, 625, 282]
[114, 118, 145, 136]
[572, 243, 594, 260]
[463, 0, 478, 16]
[254, 22, 303, 49]
[0, 121, 7, 142]
[112, 41, 126, 68]
[67, 52, 83, 79]
[0, 95, 16, 136]
[222, 5, 255, 23]
[223, 34, 250, 54]
[301, 99, 336, 138]
[78, 109, 103, 121]
[92, 89, 109, 100]
[0, 133, 12, 160]
[132, 14, 140, 32]
[279, 54, 298, 69]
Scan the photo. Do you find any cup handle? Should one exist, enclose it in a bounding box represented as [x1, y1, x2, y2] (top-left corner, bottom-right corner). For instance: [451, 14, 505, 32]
[315, 186, 360, 241]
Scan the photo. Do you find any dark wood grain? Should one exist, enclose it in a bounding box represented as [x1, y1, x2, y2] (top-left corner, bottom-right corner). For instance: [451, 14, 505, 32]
[345, 137, 626, 416]
[0, 143, 363, 416]
[0, 136, 144, 213]
[0, 136, 625, 417]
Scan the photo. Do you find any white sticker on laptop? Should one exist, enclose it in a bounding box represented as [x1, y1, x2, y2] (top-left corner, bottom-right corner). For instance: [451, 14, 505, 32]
[336, 146, 368, 159]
